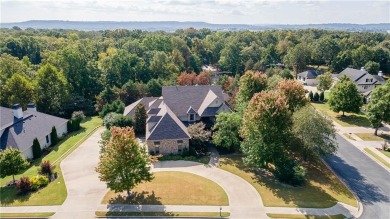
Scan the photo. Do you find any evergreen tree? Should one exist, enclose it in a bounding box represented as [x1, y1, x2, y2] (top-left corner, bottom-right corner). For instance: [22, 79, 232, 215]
[32, 138, 42, 159]
[50, 126, 59, 146]
[134, 103, 147, 135]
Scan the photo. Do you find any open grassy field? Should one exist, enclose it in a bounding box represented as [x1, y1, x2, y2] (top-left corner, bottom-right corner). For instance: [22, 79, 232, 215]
[311, 102, 371, 127]
[364, 148, 390, 169]
[102, 171, 229, 206]
[219, 155, 357, 208]
[267, 213, 345, 219]
[0, 117, 102, 206]
[354, 133, 390, 141]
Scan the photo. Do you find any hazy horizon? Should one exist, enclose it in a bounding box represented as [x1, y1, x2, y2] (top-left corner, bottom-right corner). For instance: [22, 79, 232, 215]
[1, 0, 389, 25]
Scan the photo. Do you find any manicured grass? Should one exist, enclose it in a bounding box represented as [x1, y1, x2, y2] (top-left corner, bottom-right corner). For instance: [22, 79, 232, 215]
[0, 212, 55, 217]
[380, 150, 390, 158]
[219, 155, 357, 208]
[364, 148, 390, 169]
[354, 133, 390, 141]
[342, 133, 355, 141]
[0, 117, 102, 206]
[102, 171, 228, 206]
[95, 211, 230, 217]
[267, 213, 345, 219]
[311, 102, 371, 127]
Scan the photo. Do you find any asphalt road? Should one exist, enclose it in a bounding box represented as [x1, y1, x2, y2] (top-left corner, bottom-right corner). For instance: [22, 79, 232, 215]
[324, 134, 390, 219]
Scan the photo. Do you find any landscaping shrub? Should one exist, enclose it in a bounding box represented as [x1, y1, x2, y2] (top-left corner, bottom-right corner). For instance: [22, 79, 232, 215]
[39, 160, 55, 181]
[308, 91, 313, 101]
[103, 112, 133, 129]
[319, 92, 325, 102]
[16, 176, 31, 195]
[32, 138, 42, 159]
[30, 175, 49, 191]
[99, 100, 125, 118]
[273, 159, 306, 186]
[313, 92, 320, 102]
[182, 147, 189, 156]
[50, 126, 59, 146]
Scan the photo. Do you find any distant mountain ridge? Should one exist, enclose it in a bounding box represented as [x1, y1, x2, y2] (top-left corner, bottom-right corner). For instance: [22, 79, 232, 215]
[1, 20, 389, 32]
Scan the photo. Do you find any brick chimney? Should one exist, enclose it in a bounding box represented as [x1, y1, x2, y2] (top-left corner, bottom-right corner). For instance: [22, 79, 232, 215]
[27, 103, 37, 111]
[12, 104, 23, 119]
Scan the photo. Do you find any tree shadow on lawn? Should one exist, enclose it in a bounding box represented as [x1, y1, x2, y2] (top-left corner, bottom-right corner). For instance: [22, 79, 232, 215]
[108, 191, 162, 205]
[0, 186, 31, 206]
[324, 155, 389, 205]
[335, 115, 371, 127]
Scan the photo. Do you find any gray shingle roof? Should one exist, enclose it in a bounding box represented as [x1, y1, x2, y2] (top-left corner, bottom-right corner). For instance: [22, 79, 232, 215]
[338, 68, 366, 82]
[337, 68, 386, 86]
[123, 97, 158, 117]
[297, 70, 319, 79]
[162, 85, 225, 118]
[0, 107, 68, 152]
[147, 108, 161, 115]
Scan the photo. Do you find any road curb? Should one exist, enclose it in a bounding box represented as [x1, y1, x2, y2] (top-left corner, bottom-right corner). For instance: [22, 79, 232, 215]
[362, 147, 390, 172]
[322, 159, 363, 219]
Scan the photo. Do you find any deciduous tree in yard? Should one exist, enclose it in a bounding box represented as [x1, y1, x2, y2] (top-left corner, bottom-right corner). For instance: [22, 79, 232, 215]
[0, 148, 29, 184]
[277, 79, 307, 112]
[134, 103, 147, 135]
[212, 112, 242, 151]
[188, 122, 211, 149]
[292, 105, 337, 160]
[367, 81, 390, 136]
[236, 71, 267, 113]
[317, 72, 333, 92]
[96, 127, 153, 196]
[328, 76, 362, 116]
[241, 91, 292, 168]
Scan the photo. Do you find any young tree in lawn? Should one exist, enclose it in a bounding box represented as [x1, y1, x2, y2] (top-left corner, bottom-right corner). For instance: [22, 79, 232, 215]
[212, 112, 242, 151]
[236, 71, 267, 113]
[96, 127, 153, 196]
[317, 72, 333, 92]
[32, 138, 42, 159]
[277, 79, 307, 112]
[292, 105, 337, 161]
[241, 91, 292, 168]
[0, 148, 29, 184]
[328, 76, 362, 116]
[134, 103, 147, 135]
[367, 81, 390, 136]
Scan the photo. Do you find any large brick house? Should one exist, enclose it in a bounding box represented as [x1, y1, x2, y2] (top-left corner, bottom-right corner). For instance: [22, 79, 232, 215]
[124, 85, 232, 155]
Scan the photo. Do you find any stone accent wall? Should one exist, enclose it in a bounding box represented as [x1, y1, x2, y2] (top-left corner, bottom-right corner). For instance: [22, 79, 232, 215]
[147, 139, 189, 155]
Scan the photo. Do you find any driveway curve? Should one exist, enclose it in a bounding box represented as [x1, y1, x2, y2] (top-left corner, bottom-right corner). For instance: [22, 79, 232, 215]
[153, 161, 268, 219]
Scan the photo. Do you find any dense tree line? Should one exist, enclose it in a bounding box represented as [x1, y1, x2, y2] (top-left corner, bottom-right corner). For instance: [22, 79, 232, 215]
[0, 28, 389, 118]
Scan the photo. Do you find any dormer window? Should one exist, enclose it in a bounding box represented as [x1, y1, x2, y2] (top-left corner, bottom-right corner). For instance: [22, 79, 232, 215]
[189, 114, 195, 121]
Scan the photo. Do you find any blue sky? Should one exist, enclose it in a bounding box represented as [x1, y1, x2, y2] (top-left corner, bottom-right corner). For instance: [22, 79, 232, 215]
[1, 0, 389, 24]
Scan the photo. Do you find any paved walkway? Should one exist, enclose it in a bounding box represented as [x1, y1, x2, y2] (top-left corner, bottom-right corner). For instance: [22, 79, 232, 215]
[0, 130, 361, 218]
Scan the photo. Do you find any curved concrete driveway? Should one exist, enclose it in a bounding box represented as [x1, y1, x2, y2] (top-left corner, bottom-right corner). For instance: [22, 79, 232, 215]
[153, 161, 268, 219]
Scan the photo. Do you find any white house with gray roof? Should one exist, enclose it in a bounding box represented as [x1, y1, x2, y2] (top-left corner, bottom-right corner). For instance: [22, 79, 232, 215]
[124, 85, 232, 155]
[0, 104, 68, 159]
[333, 67, 386, 93]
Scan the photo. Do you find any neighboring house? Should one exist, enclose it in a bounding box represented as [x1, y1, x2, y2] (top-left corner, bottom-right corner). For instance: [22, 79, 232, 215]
[333, 67, 386, 93]
[124, 85, 232, 155]
[0, 104, 68, 159]
[297, 70, 322, 86]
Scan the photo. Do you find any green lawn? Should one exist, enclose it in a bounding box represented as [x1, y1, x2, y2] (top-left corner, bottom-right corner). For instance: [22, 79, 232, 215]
[380, 150, 390, 158]
[342, 133, 355, 141]
[0, 117, 102, 206]
[364, 148, 390, 169]
[219, 155, 357, 208]
[0, 212, 55, 217]
[267, 213, 345, 219]
[102, 171, 229, 206]
[95, 211, 230, 217]
[354, 133, 390, 141]
[311, 102, 371, 127]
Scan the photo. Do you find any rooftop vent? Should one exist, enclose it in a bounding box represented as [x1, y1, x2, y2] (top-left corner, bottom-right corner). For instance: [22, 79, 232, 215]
[360, 67, 365, 71]
[27, 103, 37, 111]
[378, 71, 383, 77]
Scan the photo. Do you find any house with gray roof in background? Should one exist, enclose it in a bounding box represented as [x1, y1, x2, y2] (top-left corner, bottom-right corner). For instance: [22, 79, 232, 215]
[0, 104, 68, 159]
[297, 70, 322, 86]
[333, 67, 386, 93]
[124, 85, 231, 155]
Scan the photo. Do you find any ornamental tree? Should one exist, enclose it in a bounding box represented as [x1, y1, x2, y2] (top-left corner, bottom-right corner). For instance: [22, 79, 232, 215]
[0, 148, 29, 183]
[317, 72, 333, 92]
[292, 105, 337, 161]
[328, 76, 362, 116]
[212, 112, 242, 151]
[96, 127, 153, 196]
[367, 81, 390, 135]
[277, 79, 307, 112]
